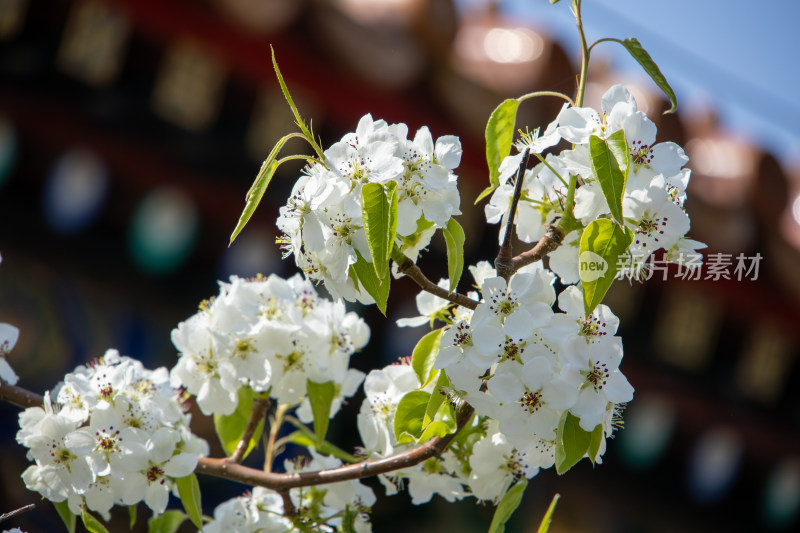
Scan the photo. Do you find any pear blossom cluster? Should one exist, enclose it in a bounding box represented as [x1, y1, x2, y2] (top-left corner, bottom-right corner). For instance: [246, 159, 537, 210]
[15, 350, 208, 520]
[357, 362, 467, 505]
[355, 356, 561, 505]
[391, 261, 631, 501]
[204, 449, 375, 533]
[277, 114, 462, 302]
[442, 262, 632, 442]
[486, 85, 706, 283]
[170, 273, 369, 416]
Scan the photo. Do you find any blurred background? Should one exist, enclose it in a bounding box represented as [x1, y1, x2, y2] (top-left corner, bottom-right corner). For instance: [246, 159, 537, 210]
[1, 0, 799, 531]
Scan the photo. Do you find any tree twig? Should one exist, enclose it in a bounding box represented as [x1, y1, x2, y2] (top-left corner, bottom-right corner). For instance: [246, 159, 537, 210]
[227, 396, 270, 464]
[197, 403, 474, 490]
[0, 503, 35, 524]
[394, 256, 480, 311]
[510, 224, 566, 272]
[264, 403, 290, 472]
[0, 381, 44, 409]
[495, 148, 531, 281]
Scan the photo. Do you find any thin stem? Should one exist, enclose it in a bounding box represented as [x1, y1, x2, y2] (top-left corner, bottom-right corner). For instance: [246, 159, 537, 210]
[573, 0, 590, 107]
[559, 173, 581, 233]
[265, 403, 290, 472]
[495, 148, 531, 281]
[0, 503, 35, 523]
[196, 403, 475, 491]
[392, 249, 480, 311]
[509, 224, 566, 272]
[534, 152, 569, 190]
[516, 90, 575, 107]
[227, 395, 270, 464]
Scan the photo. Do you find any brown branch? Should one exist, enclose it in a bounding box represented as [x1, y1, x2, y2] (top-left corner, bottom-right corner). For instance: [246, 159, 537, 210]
[227, 396, 270, 464]
[0, 503, 36, 524]
[395, 257, 479, 311]
[0, 381, 43, 408]
[278, 489, 296, 516]
[196, 404, 474, 491]
[1, 381, 475, 493]
[509, 224, 566, 272]
[495, 148, 531, 281]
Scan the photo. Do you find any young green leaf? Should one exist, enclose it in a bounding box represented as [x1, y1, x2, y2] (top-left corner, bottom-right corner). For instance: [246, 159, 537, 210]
[175, 473, 204, 530]
[53, 500, 76, 533]
[619, 38, 677, 114]
[536, 493, 561, 533]
[129, 504, 137, 529]
[411, 327, 445, 387]
[230, 128, 308, 247]
[148, 510, 188, 533]
[393, 390, 431, 443]
[476, 99, 520, 204]
[213, 387, 266, 460]
[488, 479, 528, 533]
[418, 419, 453, 442]
[307, 379, 337, 446]
[442, 218, 465, 292]
[588, 131, 629, 226]
[555, 412, 592, 474]
[587, 423, 604, 465]
[351, 250, 390, 314]
[361, 182, 398, 280]
[423, 370, 451, 426]
[271, 47, 324, 159]
[579, 218, 633, 315]
[81, 505, 109, 533]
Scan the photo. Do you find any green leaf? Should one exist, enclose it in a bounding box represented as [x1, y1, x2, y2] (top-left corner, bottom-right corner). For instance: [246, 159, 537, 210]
[81, 505, 109, 533]
[619, 38, 678, 114]
[53, 500, 76, 533]
[411, 328, 445, 388]
[230, 142, 283, 245]
[589, 131, 629, 225]
[587, 423, 604, 465]
[477, 99, 520, 204]
[351, 250, 390, 314]
[555, 412, 593, 474]
[213, 387, 266, 460]
[418, 419, 454, 442]
[129, 504, 137, 529]
[307, 379, 337, 446]
[578, 218, 633, 315]
[423, 371, 450, 426]
[148, 510, 188, 533]
[271, 47, 320, 154]
[361, 181, 398, 280]
[488, 479, 528, 533]
[442, 218, 465, 293]
[536, 494, 561, 533]
[394, 390, 431, 443]
[175, 473, 203, 530]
